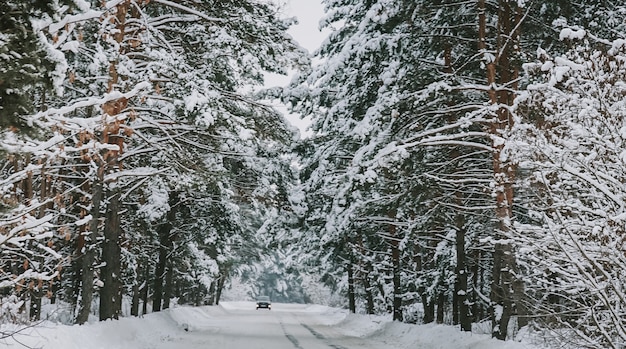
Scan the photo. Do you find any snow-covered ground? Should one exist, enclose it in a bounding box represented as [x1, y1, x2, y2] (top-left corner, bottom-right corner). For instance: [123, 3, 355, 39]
[0, 302, 542, 349]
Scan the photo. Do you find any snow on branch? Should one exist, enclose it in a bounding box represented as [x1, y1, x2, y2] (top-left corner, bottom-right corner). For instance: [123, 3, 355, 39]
[562, 163, 624, 209]
[32, 81, 152, 125]
[148, 14, 200, 28]
[0, 214, 54, 248]
[1, 133, 66, 155]
[151, 0, 226, 23]
[0, 270, 60, 289]
[46, 10, 103, 35]
[103, 166, 171, 183]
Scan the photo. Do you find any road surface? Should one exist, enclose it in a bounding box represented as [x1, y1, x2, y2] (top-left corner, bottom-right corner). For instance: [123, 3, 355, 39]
[157, 302, 393, 349]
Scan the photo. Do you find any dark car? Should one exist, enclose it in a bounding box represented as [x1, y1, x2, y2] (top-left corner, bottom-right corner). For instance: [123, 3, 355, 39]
[256, 296, 271, 310]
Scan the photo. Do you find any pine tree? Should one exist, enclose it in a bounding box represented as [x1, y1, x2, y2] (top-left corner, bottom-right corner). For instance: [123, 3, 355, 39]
[2, 0, 304, 324]
[0, 0, 72, 132]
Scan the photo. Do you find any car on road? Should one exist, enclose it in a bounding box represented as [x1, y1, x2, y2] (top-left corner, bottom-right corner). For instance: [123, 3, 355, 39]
[256, 296, 271, 310]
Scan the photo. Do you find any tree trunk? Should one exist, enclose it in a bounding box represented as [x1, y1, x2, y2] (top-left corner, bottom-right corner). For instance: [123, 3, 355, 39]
[442, 40, 472, 332]
[389, 211, 403, 322]
[76, 171, 102, 325]
[415, 241, 434, 324]
[23, 154, 33, 202]
[392, 251, 402, 322]
[491, 243, 514, 339]
[98, 0, 129, 322]
[347, 260, 356, 313]
[29, 288, 42, 321]
[175, 279, 182, 301]
[22, 155, 42, 322]
[142, 264, 149, 316]
[356, 235, 374, 314]
[131, 283, 139, 317]
[215, 267, 228, 305]
[436, 289, 445, 324]
[195, 286, 203, 306]
[453, 281, 459, 325]
[363, 267, 374, 315]
[152, 222, 170, 312]
[479, 0, 525, 339]
[422, 293, 434, 324]
[50, 279, 58, 304]
[131, 260, 147, 317]
[162, 262, 174, 309]
[76, 230, 96, 323]
[207, 281, 216, 305]
[99, 191, 122, 321]
[478, 0, 497, 105]
[456, 224, 471, 331]
[153, 191, 180, 311]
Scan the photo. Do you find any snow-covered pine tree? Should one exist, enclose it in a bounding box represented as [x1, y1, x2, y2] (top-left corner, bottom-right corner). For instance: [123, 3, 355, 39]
[0, 0, 89, 323]
[2, 0, 304, 324]
[393, 0, 492, 329]
[287, 0, 502, 327]
[285, 0, 422, 320]
[123, 0, 304, 313]
[288, 0, 620, 339]
[0, 0, 76, 132]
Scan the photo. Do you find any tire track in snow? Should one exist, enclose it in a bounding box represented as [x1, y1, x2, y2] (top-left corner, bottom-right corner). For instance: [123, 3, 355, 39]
[280, 321, 304, 349]
[301, 323, 349, 349]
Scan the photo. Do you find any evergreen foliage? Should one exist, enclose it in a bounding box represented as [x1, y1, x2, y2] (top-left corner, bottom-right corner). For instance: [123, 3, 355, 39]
[0, 0, 74, 132]
[0, 0, 304, 324]
[286, 0, 626, 345]
[2, 1, 626, 347]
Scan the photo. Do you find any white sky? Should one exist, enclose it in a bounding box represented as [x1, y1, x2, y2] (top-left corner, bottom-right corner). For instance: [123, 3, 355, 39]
[284, 0, 327, 53]
[265, 0, 329, 138]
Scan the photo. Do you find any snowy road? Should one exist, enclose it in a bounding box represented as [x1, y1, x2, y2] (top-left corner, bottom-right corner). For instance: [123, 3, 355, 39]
[158, 303, 384, 349]
[2, 301, 539, 349]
